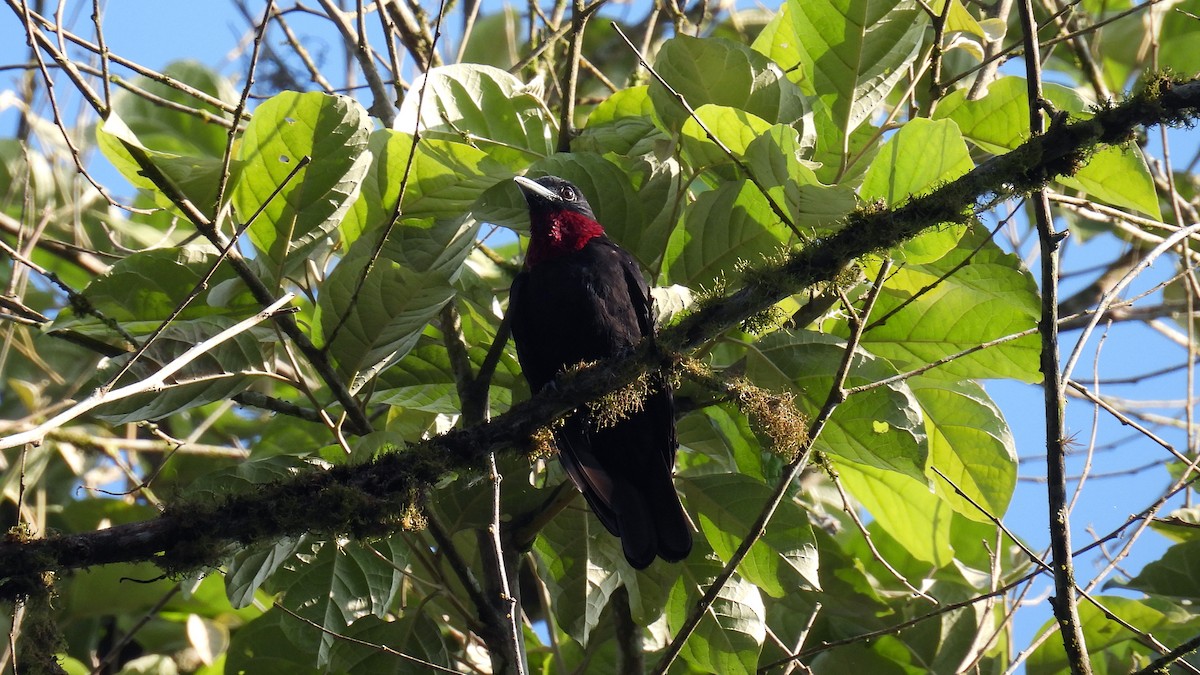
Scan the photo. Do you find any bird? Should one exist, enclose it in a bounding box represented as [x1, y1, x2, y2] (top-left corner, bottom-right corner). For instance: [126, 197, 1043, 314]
[508, 174, 693, 569]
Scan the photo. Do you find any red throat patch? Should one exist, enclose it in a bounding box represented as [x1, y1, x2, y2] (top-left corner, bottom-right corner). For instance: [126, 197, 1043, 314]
[525, 210, 605, 268]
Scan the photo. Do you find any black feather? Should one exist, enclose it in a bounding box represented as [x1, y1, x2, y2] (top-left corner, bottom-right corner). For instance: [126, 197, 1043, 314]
[509, 176, 692, 569]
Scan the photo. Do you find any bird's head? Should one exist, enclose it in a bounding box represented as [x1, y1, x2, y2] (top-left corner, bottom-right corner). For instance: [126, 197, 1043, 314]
[515, 175, 605, 267]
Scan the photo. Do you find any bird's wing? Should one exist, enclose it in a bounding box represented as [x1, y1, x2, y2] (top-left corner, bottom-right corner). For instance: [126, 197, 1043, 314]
[613, 246, 654, 339]
[607, 241, 679, 473]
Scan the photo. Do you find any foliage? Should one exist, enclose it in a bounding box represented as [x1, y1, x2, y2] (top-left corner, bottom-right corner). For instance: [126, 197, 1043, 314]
[0, 0, 1198, 673]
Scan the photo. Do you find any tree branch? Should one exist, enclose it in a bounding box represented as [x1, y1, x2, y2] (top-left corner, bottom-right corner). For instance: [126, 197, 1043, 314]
[1, 77, 1198, 586]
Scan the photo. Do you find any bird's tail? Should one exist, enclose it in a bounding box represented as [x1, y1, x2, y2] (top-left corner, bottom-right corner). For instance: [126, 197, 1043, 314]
[615, 482, 693, 569]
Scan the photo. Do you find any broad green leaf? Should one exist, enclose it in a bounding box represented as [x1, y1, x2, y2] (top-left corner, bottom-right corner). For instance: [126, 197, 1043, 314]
[676, 406, 768, 480]
[742, 125, 855, 232]
[1027, 596, 1200, 674]
[809, 636, 927, 673]
[1151, 507, 1200, 543]
[226, 536, 309, 609]
[836, 458, 955, 566]
[681, 473, 821, 596]
[911, 379, 1017, 522]
[187, 456, 312, 501]
[372, 332, 520, 414]
[680, 104, 776, 170]
[233, 91, 372, 279]
[668, 554, 766, 675]
[861, 118, 974, 262]
[859, 224, 1041, 381]
[746, 330, 928, 481]
[534, 503, 621, 645]
[649, 35, 808, 131]
[429, 453, 550, 538]
[1113, 539, 1200, 600]
[861, 118, 974, 206]
[277, 538, 407, 667]
[1158, 0, 1200, 79]
[1059, 144, 1163, 220]
[929, 0, 987, 38]
[50, 247, 257, 337]
[679, 108, 849, 232]
[457, 6, 522, 68]
[61, 562, 177, 617]
[753, 0, 927, 162]
[226, 610, 320, 675]
[109, 60, 236, 159]
[97, 112, 236, 220]
[664, 179, 791, 290]
[90, 316, 267, 424]
[316, 216, 477, 390]
[95, 62, 237, 219]
[576, 86, 667, 157]
[328, 613, 452, 674]
[532, 486, 680, 644]
[395, 63, 555, 167]
[936, 77, 1161, 219]
[343, 129, 512, 244]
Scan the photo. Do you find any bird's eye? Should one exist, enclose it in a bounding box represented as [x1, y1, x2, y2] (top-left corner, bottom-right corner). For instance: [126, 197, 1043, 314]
[558, 186, 575, 200]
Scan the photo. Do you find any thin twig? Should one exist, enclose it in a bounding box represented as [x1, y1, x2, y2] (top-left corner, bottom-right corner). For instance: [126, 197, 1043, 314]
[0, 294, 296, 450]
[1017, 0, 1090, 664]
[652, 262, 892, 674]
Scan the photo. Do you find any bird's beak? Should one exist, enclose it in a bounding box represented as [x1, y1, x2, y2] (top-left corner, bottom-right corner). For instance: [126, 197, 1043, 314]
[514, 175, 559, 203]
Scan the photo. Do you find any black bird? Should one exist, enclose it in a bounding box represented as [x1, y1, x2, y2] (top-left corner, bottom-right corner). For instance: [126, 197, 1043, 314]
[508, 175, 692, 569]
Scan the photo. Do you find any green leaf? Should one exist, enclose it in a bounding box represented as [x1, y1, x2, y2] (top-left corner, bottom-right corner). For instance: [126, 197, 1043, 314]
[94, 62, 237, 219]
[343, 129, 512, 244]
[109, 61, 236, 159]
[859, 224, 1041, 381]
[277, 538, 407, 667]
[576, 86, 667, 157]
[395, 63, 555, 168]
[188, 456, 312, 501]
[649, 35, 808, 131]
[663, 179, 791, 290]
[97, 112, 237, 220]
[753, 0, 927, 166]
[836, 458, 955, 567]
[1114, 539, 1200, 600]
[50, 247, 257, 337]
[226, 537, 309, 609]
[233, 91, 372, 279]
[680, 104, 776, 170]
[372, 332, 520, 414]
[935, 77, 1161, 219]
[862, 118, 974, 206]
[60, 562, 177, 617]
[534, 505, 620, 646]
[742, 126, 855, 232]
[91, 316, 267, 424]
[861, 118, 974, 263]
[668, 554, 766, 675]
[1027, 596, 1200, 674]
[316, 216, 476, 390]
[328, 613, 452, 674]
[676, 406, 767, 480]
[911, 378, 1017, 522]
[1059, 143, 1163, 220]
[680, 473, 820, 597]
[1158, 0, 1200, 81]
[746, 330, 928, 481]
[226, 610, 320, 675]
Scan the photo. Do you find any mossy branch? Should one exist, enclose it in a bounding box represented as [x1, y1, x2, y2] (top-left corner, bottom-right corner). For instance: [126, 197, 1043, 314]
[1, 75, 1198, 593]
